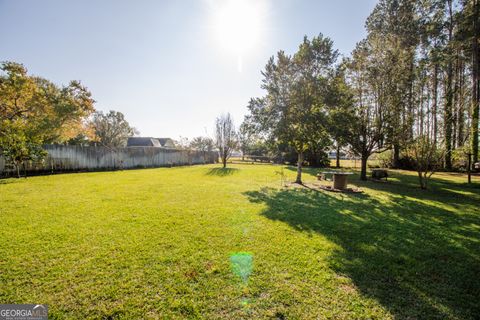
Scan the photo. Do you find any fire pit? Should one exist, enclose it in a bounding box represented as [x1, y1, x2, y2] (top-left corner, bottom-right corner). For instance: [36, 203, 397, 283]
[320, 171, 354, 190]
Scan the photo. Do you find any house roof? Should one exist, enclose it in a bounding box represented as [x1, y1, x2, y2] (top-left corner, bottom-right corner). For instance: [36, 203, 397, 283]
[127, 137, 162, 147]
[157, 138, 175, 147]
[127, 137, 175, 148]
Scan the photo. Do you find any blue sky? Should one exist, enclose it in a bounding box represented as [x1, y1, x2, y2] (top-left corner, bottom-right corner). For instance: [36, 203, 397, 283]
[0, 0, 377, 140]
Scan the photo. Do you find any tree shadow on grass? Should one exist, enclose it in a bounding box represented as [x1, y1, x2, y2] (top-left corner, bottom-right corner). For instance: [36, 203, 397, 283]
[205, 167, 239, 176]
[0, 178, 16, 184]
[287, 165, 480, 203]
[244, 185, 480, 319]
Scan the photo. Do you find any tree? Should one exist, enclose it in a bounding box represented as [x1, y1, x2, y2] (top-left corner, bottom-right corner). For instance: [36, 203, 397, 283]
[190, 136, 214, 163]
[0, 61, 94, 177]
[247, 34, 337, 183]
[326, 63, 355, 168]
[344, 40, 387, 180]
[238, 121, 254, 161]
[90, 110, 137, 148]
[0, 62, 95, 143]
[215, 113, 237, 168]
[0, 122, 46, 178]
[365, 0, 419, 168]
[460, 0, 480, 165]
[443, 0, 455, 170]
[408, 135, 445, 189]
[175, 137, 190, 150]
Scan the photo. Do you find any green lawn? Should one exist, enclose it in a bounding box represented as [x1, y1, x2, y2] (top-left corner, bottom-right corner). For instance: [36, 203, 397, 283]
[0, 164, 479, 319]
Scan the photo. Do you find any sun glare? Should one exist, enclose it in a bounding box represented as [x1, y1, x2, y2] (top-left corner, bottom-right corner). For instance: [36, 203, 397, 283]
[210, 0, 266, 71]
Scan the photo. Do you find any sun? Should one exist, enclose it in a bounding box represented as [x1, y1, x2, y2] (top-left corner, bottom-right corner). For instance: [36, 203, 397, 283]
[210, 0, 266, 70]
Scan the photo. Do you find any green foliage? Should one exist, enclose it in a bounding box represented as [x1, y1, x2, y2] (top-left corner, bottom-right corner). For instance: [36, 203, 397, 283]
[407, 135, 445, 189]
[190, 136, 215, 163]
[377, 150, 394, 168]
[0, 61, 95, 176]
[0, 61, 95, 143]
[246, 34, 339, 182]
[0, 122, 46, 177]
[90, 110, 137, 148]
[190, 136, 214, 152]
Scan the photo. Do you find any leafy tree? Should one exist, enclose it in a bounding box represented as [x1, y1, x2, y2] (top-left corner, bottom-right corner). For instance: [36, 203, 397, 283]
[0, 62, 95, 143]
[90, 110, 137, 148]
[0, 61, 94, 176]
[238, 121, 254, 161]
[344, 40, 387, 180]
[408, 135, 445, 189]
[247, 34, 337, 183]
[0, 62, 37, 122]
[325, 63, 355, 168]
[458, 0, 480, 165]
[190, 136, 214, 163]
[215, 113, 237, 168]
[365, 0, 419, 167]
[0, 122, 46, 178]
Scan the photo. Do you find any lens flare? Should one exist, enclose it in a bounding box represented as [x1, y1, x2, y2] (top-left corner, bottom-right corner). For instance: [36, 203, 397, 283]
[230, 252, 253, 284]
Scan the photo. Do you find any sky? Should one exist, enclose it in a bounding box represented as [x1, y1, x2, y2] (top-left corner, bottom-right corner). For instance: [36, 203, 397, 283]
[0, 0, 377, 140]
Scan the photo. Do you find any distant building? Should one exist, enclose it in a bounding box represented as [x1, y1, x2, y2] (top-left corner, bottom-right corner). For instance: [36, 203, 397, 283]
[156, 138, 176, 148]
[127, 137, 175, 148]
[327, 150, 347, 160]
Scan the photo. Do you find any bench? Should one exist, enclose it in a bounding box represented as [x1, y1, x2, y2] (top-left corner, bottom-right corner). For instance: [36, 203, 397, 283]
[372, 169, 388, 181]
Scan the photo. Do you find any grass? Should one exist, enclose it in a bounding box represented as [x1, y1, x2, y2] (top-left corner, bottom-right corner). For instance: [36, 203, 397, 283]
[0, 164, 479, 319]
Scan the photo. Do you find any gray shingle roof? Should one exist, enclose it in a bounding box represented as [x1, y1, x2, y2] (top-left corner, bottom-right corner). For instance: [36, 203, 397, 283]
[127, 137, 162, 147]
[157, 138, 175, 147]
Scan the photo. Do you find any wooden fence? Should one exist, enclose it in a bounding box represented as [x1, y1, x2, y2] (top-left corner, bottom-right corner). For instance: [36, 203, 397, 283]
[0, 145, 217, 176]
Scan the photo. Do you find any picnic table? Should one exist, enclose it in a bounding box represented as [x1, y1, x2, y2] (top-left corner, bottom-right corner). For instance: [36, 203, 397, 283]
[318, 171, 354, 190]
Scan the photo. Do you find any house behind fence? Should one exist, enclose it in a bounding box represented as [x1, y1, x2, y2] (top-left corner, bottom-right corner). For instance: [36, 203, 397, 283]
[0, 145, 217, 177]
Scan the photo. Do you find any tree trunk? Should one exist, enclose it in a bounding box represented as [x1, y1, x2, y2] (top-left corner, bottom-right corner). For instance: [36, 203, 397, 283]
[222, 151, 227, 168]
[417, 171, 426, 189]
[457, 57, 465, 146]
[445, 64, 454, 170]
[336, 144, 340, 168]
[467, 153, 472, 184]
[433, 63, 439, 145]
[445, 0, 454, 170]
[16, 163, 20, 179]
[360, 154, 368, 181]
[295, 152, 304, 184]
[472, 0, 479, 164]
[393, 144, 400, 168]
[445, 60, 454, 170]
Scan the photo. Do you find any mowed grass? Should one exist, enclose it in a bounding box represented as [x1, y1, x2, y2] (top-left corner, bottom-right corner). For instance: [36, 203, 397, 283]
[0, 164, 479, 319]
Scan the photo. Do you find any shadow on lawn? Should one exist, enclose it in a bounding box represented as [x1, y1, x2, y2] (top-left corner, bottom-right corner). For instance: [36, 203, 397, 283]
[244, 174, 480, 319]
[205, 167, 239, 176]
[0, 178, 16, 184]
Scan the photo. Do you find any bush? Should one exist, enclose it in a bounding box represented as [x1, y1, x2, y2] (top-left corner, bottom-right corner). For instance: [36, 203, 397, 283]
[396, 156, 417, 170]
[377, 150, 393, 168]
[451, 147, 469, 171]
[376, 149, 416, 170]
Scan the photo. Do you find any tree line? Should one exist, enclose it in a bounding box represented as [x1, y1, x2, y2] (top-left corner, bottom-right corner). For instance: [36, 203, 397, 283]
[238, 0, 479, 188]
[0, 62, 137, 177]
